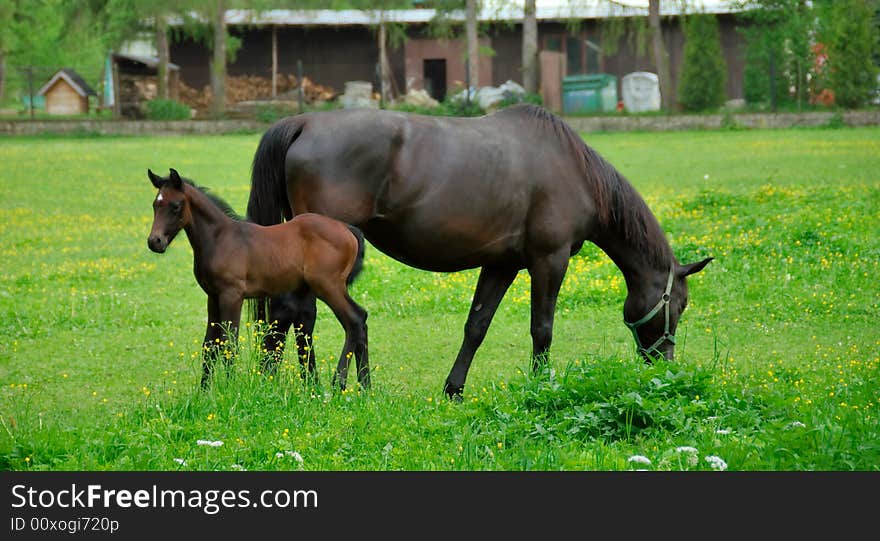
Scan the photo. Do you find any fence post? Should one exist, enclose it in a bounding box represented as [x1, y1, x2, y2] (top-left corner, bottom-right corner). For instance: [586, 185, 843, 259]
[26, 66, 35, 119]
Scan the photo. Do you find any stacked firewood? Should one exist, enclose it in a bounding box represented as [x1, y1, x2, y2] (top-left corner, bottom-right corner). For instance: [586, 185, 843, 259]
[178, 74, 336, 112]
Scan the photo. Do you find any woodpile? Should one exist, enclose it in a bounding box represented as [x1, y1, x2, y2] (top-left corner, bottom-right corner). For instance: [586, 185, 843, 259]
[178, 74, 336, 114]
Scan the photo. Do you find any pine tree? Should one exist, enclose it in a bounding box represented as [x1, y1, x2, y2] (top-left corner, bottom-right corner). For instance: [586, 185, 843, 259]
[678, 14, 728, 111]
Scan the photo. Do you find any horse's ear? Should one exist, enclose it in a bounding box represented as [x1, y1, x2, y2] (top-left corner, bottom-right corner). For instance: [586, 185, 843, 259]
[168, 168, 183, 190]
[147, 169, 163, 189]
[678, 257, 713, 278]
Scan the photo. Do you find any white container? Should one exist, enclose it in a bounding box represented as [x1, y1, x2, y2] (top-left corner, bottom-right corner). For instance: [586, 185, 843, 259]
[622, 72, 661, 113]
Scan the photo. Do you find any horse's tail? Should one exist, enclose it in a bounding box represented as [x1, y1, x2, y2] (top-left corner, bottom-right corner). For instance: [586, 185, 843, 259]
[246, 116, 305, 324]
[346, 224, 366, 286]
[246, 117, 305, 227]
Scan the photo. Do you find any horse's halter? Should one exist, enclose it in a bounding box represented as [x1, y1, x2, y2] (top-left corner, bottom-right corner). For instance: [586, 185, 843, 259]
[624, 265, 676, 358]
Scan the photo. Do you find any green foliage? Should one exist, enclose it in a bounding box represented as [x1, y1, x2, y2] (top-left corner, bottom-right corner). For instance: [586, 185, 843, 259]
[739, 0, 814, 108]
[145, 98, 192, 120]
[254, 103, 301, 123]
[816, 0, 880, 109]
[678, 14, 727, 111]
[390, 94, 486, 117]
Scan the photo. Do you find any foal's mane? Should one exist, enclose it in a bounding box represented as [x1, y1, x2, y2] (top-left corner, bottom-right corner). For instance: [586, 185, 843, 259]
[503, 104, 672, 268]
[181, 178, 243, 221]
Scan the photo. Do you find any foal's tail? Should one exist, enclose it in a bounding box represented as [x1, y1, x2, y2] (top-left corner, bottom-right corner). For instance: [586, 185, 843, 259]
[347, 224, 366, 286]
[246, 116, 305, 324]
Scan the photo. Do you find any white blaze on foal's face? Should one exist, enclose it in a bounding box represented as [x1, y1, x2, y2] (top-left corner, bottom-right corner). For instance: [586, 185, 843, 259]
[156, 193, 164, 203]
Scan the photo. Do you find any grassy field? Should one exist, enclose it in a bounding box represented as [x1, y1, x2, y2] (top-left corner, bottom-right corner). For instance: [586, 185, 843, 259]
[1, 124, 878, 471]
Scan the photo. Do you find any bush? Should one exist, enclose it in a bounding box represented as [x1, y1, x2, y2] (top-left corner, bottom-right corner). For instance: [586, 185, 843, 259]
[818, 0, 879, 109]
[739, 0, 813, 109]
[678, 13, 728, 111]
[145, 99, 192, 120]
[255, 104, 298, 123]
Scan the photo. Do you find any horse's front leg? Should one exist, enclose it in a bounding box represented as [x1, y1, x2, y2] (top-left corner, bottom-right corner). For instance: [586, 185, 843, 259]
[526, 248, 569, 372]
[444, 265, 519, 400]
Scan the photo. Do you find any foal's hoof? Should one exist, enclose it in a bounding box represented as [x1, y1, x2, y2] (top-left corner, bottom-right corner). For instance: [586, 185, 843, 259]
[443, 381, 464, 402]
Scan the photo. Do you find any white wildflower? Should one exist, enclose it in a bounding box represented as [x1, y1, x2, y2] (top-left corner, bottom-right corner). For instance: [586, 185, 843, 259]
[173, 458, 187, 466]
[196, 439, 224, 447]
[230, 464, 246, 471]
[276, 450, 304, 463]
[675, 446, 699, 454]
[705, 455, 728, 471]
[786, 421, 806, 429]
[627, 455, 652, 466]
[715, 429, 731, 435]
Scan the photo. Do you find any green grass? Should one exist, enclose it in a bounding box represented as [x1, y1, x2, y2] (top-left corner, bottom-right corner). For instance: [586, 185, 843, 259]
[1, 126, 878, 471]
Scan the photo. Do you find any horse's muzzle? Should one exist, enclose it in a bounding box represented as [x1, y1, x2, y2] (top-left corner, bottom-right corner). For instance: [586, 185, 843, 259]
[148, 235, 167, 253]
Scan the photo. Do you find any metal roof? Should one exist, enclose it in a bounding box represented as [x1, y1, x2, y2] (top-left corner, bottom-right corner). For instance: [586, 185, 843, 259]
[186, 1, 741, 27]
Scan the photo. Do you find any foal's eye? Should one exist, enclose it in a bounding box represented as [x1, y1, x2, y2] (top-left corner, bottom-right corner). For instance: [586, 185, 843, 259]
[170, 201, 183, 212]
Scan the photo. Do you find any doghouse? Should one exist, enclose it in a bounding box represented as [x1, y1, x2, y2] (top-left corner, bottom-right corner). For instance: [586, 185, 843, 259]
[37, 68, 97, 115]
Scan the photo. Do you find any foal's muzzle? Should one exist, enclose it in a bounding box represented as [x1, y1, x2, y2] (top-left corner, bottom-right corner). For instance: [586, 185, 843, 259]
[148, 235, 167, 253]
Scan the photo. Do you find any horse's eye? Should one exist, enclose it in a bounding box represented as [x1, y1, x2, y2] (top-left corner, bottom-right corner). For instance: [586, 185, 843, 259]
[170, 201, 182, 212]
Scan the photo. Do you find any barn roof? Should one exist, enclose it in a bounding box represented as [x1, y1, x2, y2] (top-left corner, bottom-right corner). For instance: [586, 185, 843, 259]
[204, 1, 740, 27]
[37, 68, 97, 97]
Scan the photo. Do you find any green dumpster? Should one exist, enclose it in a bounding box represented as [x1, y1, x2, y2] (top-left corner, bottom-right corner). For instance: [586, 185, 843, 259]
[562, 74, 618, 114]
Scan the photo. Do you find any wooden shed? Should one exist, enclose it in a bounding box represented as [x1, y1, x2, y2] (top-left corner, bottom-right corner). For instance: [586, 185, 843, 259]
[109, 53, 181, 118]
[37, 68, 97, 115]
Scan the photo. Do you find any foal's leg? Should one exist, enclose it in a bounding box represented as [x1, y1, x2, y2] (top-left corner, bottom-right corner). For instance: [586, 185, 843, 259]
[444, 265, 519, 399]
[216, 291, 244, 376]
[200, 296, 223, 388]
[346, 293, 370, 390]
[526, 248, 570, 372]
[315, 285, 368, 391]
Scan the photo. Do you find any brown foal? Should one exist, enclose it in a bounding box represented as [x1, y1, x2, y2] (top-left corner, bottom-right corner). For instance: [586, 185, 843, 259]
[146, 168, 368, 390]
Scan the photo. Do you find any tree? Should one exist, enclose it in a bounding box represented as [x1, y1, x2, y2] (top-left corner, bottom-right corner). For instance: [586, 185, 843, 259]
[678, 13, 727, 111]
[210, 0, 227, 116]
[466, 0, 479, 89]
[0, 0, 13, 101]
[739, 0, 814, 110]
[649, 0, 674, 110]
[522, 0, 537, 93]
[818, 0, 879, 108]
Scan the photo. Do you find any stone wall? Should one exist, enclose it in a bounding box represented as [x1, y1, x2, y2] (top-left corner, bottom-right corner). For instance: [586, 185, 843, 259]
[0, 119, 264, 136]
[1, 111, 878, 136]
[562, 111, 880, 132]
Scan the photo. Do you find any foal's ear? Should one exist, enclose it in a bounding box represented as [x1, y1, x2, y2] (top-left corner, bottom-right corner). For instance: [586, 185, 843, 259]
[678, 257, 713, 278]
[147, 168, 163, 189]
[168, 168, 183, 190]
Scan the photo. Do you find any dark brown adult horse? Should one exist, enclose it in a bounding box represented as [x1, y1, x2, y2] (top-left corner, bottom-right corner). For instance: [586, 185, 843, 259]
[147, 168, 368, 390]
[246, 104, 711, 399]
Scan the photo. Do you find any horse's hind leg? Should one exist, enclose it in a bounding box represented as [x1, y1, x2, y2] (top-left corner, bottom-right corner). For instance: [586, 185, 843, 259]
[444, 265, 518, 399]
[263, 290, 317, 380]
[527, 248, 569, 372]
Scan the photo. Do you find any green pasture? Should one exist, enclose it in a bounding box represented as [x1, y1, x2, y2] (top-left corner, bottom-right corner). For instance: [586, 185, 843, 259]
[0, 124, 878, 471]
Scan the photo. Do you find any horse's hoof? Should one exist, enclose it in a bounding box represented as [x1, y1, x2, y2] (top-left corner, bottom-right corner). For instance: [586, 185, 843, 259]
[443, 381, 464, 402]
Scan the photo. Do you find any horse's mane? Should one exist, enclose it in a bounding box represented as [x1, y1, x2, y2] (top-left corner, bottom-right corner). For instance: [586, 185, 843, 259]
[501, 104, 672, 268]
[182, 178, 243, 221]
